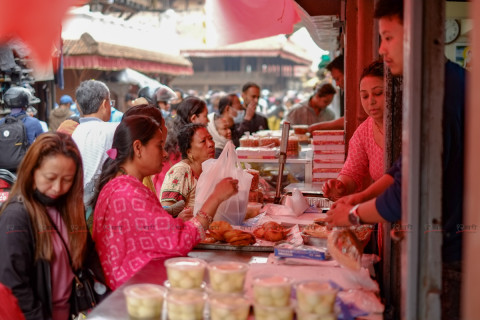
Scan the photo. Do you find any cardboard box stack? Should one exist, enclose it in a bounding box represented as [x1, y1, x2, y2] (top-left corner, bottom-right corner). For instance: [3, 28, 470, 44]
[311, 130, 345, 184]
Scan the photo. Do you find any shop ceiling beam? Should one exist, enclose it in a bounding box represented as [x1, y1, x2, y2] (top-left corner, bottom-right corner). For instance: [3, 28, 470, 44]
[294, 0, 341, 16]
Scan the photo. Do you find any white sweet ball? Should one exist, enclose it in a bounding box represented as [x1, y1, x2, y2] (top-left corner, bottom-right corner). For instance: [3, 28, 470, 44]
[179, 277, 194, 289]
[135, 305, 157, 318]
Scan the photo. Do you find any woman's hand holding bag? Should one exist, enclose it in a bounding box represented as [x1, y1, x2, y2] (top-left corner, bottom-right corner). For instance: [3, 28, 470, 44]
[194, 141, 252, 225]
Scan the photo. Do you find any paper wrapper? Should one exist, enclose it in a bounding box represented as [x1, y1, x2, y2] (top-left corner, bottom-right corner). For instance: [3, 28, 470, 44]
[283, 188, 309, 216]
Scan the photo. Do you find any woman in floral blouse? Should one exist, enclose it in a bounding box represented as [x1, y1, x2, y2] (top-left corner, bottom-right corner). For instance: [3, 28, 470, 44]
[160, 123, 215, 214]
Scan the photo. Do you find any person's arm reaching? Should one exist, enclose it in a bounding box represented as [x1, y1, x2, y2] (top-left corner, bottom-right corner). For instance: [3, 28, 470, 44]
[336, 174, 394, 205]
[322, 176, 354, 202]
[194, 177, 238, 230]
[325, 198, 388, 226]
[308, 117, 344, 132]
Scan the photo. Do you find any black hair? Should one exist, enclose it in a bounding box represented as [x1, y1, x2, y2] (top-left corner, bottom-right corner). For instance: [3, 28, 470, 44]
[314, 83, 337, 98]
[374, 0, 403, 23]
[177, 123, 206, 159]
[90, 115, 161, 209]
[218, 93, 237, 116]
[173, 87, 185, 99]
[122, 104, 163, 124]
[360, 59, 385, 83]
[242, 82, 260, 93]
[326, 54, 344, 73]
[164, 96, 207, 155]
[175, 96, 207, 126]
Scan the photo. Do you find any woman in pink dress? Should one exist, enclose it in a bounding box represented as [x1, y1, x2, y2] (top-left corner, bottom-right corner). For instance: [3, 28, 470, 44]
[91, 115, 238, 290]
[323, 60, 385, 201]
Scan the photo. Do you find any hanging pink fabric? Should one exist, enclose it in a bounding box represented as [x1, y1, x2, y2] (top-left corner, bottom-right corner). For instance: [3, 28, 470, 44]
[0, 0, 83, 66]
[205, 0, 301, 46]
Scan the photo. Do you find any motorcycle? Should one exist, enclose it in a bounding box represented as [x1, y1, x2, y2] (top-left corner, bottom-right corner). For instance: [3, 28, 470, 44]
[0, 169, 16, 207]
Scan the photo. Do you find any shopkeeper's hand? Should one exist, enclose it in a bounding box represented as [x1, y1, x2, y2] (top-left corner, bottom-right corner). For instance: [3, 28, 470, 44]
[243, 101, 256, 121]
[214, 177, 239, 202]
[325, 202, 354, 227]
[322, 179, 346, 201]
[335, 192, 366, 206]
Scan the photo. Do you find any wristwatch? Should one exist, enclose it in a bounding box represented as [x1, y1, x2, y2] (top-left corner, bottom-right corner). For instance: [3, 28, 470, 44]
[348, 204, 361, 226]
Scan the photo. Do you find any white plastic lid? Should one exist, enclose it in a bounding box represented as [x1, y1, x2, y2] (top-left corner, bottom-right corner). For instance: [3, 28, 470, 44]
[164, 257, 207, 269]
[253, 275, 291, 287]
[296, 280, 337, 294]
[208, 261, 248, 273]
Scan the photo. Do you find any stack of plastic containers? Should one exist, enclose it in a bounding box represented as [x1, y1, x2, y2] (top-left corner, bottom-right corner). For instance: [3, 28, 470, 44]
[123, 258, 340, 319]
[295, 280, 339, 320]
[252, 275, 294, 320]
[207, 261, 250, 320]
[164, 257, 208, 320]
[311, 130, 345, 185]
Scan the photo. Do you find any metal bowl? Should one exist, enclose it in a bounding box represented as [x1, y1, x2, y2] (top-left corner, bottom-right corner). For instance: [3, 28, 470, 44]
[301, 232, 328, 248]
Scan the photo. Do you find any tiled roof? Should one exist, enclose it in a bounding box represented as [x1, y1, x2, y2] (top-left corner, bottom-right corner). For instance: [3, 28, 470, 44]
[63, 33, 193, 75]
[180, 35, 312, 66]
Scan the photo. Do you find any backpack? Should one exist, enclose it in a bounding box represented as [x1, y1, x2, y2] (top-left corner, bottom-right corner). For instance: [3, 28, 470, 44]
[0, 114, 29, 171]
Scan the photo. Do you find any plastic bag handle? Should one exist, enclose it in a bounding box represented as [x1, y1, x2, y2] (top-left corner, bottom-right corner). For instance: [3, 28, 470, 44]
[222, 141, 241, 170]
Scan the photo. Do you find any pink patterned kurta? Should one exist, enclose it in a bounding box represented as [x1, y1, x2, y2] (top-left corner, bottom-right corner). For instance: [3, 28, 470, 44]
[92, 175, 204, 290]
[340, 117, 384, 192]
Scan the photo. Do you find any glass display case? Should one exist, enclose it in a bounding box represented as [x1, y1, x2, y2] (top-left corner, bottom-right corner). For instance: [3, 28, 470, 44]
[238, 146, 313, 185]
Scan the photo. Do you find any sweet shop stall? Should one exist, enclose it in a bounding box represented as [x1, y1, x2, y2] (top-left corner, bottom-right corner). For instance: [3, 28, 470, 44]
[88, 124, 384, 320]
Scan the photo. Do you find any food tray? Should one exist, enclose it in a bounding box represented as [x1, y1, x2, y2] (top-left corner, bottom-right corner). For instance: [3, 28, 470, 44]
[305, 197, 333, 209]
[194, 243, 274, 252]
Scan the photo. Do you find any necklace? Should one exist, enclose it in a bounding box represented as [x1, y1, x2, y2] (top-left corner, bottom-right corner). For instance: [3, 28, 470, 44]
[119, 167, 128, 175]
[374, 120, 384, 135]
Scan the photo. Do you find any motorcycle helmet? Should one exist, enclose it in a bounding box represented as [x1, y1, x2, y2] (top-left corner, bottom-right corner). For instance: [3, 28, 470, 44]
[137, 86, 159, 104]
[3, 87, 31, 109]
[154, 85, 176, 103]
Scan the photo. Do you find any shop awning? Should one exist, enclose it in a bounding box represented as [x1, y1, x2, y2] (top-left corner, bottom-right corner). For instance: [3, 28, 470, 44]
[63, 33, 193, 76]
[109, 68, 162, 88]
